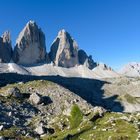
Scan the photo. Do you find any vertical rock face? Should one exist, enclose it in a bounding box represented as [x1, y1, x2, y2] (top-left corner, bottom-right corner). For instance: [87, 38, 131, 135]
[78, 49, 97, 69]
[13, 21, 47, 65]
[49, 29, 79, 68]
[0, 31, 12, 63]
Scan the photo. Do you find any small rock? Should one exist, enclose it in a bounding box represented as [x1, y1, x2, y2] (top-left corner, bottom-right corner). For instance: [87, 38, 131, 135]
[0, 125, 4, 131]
[93, 106, 106, 116]
[8, 111, 13, 117]
[35, 125, 46, 135]
[102, 128, 107, 131]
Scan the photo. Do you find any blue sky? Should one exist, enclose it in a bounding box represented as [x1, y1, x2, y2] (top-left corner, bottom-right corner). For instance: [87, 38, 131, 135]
[0, 0, 140, 70]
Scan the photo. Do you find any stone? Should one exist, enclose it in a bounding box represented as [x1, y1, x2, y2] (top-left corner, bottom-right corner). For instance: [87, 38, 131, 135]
[8, 111, 13, 117]
[49, 29, 79, 68]
[29, 92, 42, 105]
[93, 106, 106, 116]
[35, 123, 46, 135]
[78, 49, 97, 69]
[13, 20, 48, 65]
[0, 31, 12, 63]
[0, 125, 4, 131]
[6, 87, 23, 98]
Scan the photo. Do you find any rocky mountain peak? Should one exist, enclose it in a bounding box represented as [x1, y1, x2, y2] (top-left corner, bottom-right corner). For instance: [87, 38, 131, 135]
[0, 31, 12, 63]
[13, 20, 47, 65]
[28, 20, 36, 25]
[1, 31, 11, 43]
[49, 29, 79, 68]
[58, 29, 66, 36]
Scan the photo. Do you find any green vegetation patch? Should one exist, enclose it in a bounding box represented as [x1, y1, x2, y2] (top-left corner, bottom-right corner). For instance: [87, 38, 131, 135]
[123, 94, 139, 104]
[69, 104, 83, 129]
[43, 112, 138, 140]
[0, 127, 33, 140]
[0, 80, 53, 94]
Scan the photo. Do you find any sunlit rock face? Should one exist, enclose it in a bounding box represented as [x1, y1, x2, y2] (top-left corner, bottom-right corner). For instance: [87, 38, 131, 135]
[49, 29, 79, 68]
[0, 31, 12, 63]
[78, 49, 97, 69]
[13, 21, 47, 65]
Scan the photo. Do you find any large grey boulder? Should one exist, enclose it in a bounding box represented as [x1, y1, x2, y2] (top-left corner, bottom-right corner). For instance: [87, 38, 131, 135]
[49, 29, 79, 68]
[0, 31, 12, 63]
[29, 92, 42, 105]
[78, 49, 97, 70]
[13, 21, 48, 65]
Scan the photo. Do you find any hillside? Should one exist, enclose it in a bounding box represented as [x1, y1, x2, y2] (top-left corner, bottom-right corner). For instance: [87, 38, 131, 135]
[0, 73, 140, 139]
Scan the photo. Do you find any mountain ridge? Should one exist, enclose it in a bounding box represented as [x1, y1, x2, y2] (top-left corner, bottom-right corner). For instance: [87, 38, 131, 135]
[0, 20, 140, 78]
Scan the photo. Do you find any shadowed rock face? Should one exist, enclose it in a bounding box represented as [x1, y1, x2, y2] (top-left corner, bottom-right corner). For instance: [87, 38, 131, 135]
[0, 31, 12, 63]
[78, 49, 97, 69]
[49, 29, 79, 68]
[12, 21, 47, 65]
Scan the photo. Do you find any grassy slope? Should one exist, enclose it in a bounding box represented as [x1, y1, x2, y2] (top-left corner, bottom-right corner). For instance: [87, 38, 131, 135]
[0, 80, 139, 140]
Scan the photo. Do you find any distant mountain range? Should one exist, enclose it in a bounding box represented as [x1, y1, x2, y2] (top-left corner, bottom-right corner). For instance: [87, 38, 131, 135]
[0, 20, 139, 78]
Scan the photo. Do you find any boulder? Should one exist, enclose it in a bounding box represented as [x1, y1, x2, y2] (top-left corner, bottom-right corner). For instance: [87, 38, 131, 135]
[0, 31, 12, 63]
[49, 29, 79, 68]
[78, 49, 97, 69]
[0, 125, 4, 131]
[13, 20, 48, 65]
[2, 87, 23, 98]
[29, 92, 42, 105]
[35, 124, 46, 135]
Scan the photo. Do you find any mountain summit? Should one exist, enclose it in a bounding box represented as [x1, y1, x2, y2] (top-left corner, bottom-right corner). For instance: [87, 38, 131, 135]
[0, 31, 12, 63]
[12, 20, 47, 65]
[49, 29, 79, 68]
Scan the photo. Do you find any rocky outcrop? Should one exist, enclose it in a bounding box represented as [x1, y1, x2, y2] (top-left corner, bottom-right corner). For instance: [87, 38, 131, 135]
[49, 29, 79, 68]
[119, 62, 140, 77]
[12, 21, 47, 65]
[96, 63, 113, 71]
[92, 63, 119, 78]
[78, 49, 97, 69]
[0, 31, 12, 63]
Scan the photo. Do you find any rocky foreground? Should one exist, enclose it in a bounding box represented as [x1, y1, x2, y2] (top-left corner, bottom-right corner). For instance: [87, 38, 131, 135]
[0, 73, 139, 140]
